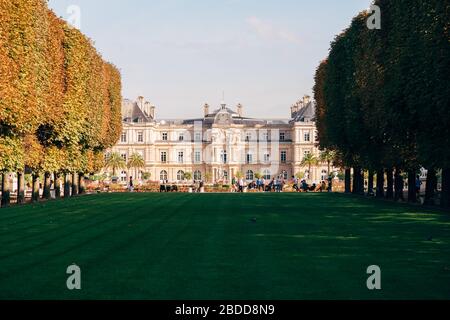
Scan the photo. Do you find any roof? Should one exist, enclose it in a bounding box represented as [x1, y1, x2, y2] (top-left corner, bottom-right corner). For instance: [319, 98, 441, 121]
[122, 99, 153, 123]
[291, 101, 316, 123]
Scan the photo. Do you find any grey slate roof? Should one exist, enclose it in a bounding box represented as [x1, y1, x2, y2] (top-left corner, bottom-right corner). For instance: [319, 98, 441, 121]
[122, 99, 153, 123]
[291, 101, 316, 123]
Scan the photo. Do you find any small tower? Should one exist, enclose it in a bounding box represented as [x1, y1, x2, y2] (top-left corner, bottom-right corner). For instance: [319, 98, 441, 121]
[203, 103, 210, 117]
[237, 103, 243, 117]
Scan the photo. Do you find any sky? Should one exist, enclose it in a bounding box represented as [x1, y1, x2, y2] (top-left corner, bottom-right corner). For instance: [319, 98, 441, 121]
[48, 0, 372, 119]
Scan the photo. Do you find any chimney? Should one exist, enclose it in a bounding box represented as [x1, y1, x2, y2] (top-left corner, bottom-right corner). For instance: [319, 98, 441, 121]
[203, 103, 209, 117]
[291, 104, 297, 118]
[150, 105, 156, 119]
[137, 96, 144, 109]
[303, 95, 311, 105]
[237, 103, 243, 118]
[143, 101, 151, 117]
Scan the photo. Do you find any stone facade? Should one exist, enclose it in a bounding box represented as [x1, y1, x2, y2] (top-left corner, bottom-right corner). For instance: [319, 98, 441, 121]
[107, 95, 332, 184]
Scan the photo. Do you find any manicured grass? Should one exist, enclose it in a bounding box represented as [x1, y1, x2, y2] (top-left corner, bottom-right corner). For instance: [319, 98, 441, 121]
[0, 193, 449, 300]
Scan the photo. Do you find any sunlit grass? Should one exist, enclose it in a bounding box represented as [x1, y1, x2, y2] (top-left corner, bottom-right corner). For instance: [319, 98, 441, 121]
[0, 192, 449, 300]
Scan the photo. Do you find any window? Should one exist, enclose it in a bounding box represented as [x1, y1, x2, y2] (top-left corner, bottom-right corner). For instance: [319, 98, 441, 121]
[245, 132, 251, 142]
[280, 132, 285, 141]
[120, 171, 127, 182]
[178, 151, 184, 163]
[160, 151, 167, 163]
[220, 150, 227, 164]
[246, 170, 254, 181]
[162, 132, 168, 141]
[195, 132, 202, 142]
[194, 170, 202, 181]
[223, 171, 228, 181]
[178, 133, 184, 141]
[137, 131, 143, 142]
[263, 169, 271, 180]
[304, 132, 311, 142]
[194, 151, 201, 163]
[282, 170, 288, 180]
[121, 153, 127, 161]
[261, 132, 269, 141]
[120, 132, 127, 143]
[281, 151, 287, 163]
[246, 153, 253, 164]
[177, 170, 185, 181]
[303, 150, 311, 159]
[264, 153, 270, 163]
[160, 170, 168, 181]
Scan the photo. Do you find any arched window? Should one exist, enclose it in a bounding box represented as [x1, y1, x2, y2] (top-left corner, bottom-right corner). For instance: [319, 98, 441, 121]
[194, 170, 202, 181]
[263, 169, 271, 180]
[160, 170, 168, 181]
[246, 170, 254, 181]
[177, 170, 185, 181]
[282, 170, 288, 180]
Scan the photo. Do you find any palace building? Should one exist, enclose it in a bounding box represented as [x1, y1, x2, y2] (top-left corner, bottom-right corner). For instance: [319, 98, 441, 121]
[107, 95, 332, 184]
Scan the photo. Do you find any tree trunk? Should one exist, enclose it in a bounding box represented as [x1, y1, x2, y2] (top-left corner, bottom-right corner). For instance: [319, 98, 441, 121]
[376, 169, 384, 198]
[43, 172, 51, 200]
[78, 173, 86, 195]
[17, 171, 25, 204]
[72, 172, 79, 196]
[367, 170, 374, 196]
[32, 174, 40, 203]
[64, 173, 71, 198]
[386, 168, 394, 199]
[54, 172, 61, 199]
[441, 168, 450, 209]
[344, 168, 351, 193]
[1, 173, 11, 208]
[352, 167, 362, 195]
[327, 161, 331, 177]
[394, 169, 404, 201]
[424, 168, 437, 206]
[407, 171, 417, 203]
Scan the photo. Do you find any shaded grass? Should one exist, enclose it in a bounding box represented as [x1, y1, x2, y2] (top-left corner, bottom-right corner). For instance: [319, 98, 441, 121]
[0, 193, 449, 300]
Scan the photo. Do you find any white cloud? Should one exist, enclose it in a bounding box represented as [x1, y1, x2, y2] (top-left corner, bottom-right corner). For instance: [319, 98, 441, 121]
[246, 16, 301, 45]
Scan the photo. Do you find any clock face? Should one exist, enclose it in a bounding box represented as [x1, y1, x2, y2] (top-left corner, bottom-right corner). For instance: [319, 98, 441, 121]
[216, 112, 231, 125]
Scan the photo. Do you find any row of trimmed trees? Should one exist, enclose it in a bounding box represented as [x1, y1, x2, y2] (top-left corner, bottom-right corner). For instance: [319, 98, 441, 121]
[313, 0, 449, 208]
[0, 0, 122, 207]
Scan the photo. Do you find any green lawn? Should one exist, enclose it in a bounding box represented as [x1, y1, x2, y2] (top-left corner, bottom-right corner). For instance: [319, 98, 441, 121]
[0, 193, 449, 300]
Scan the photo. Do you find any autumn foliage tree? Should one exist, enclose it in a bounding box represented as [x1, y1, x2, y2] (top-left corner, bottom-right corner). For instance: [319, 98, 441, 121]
[0, 0, 122, 207]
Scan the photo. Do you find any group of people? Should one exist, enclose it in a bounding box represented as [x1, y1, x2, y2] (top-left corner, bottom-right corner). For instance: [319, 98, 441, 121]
[231, 175, 333, 193]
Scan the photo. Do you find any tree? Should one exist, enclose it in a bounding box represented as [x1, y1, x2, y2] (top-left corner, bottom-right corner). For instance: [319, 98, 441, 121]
[184, 172, 193, 182]
[127, 153, 145, 180]
[301, 154, 318, 180]
[106, 152, 126, 177]
[319, 149, 336, 177]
